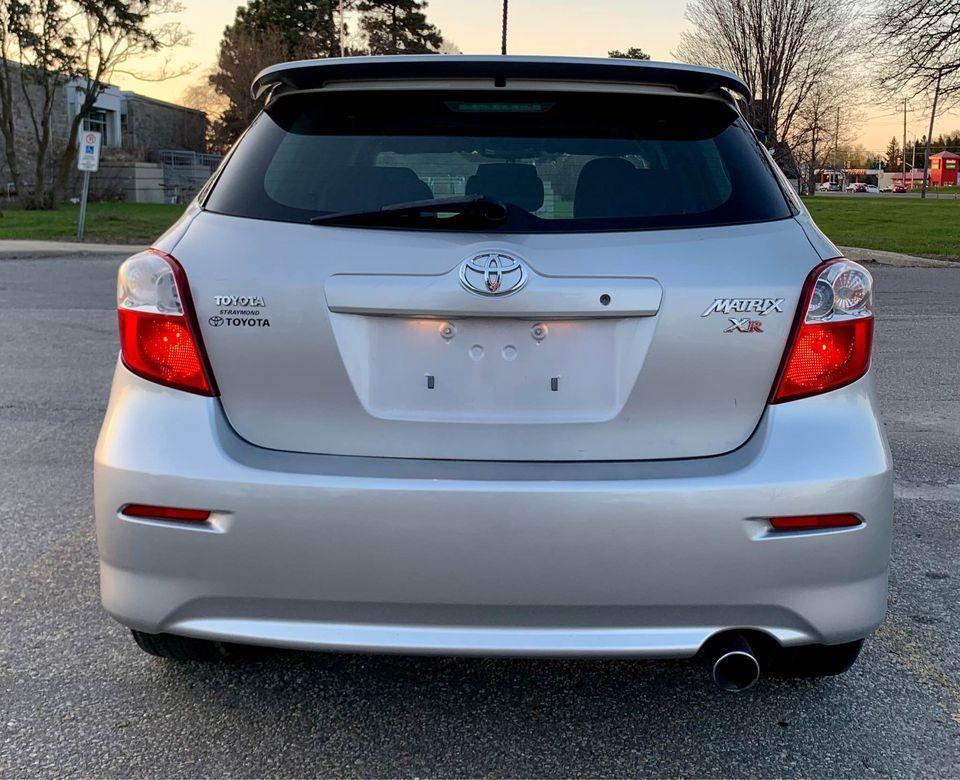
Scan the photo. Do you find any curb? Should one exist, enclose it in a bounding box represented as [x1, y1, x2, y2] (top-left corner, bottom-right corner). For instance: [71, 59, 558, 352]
[839, 246, 957, 269]
[0, 240, 146, 259]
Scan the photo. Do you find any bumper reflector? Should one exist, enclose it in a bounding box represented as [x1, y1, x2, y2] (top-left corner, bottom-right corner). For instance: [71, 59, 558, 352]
[769, 513, 861, 531]
[121, 504, 211, 523]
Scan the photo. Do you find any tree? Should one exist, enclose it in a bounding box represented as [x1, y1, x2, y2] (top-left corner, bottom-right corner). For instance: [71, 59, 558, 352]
[837, 143, 872, 168]
[788, 79, 846, 194]
[872, 2, 960, 196]
[230, 0, 341, 59]
[357, 0, 443, 55]
[873, 1, 960, 102]
[0, 3, 24, 196]
[608, 47, 651, 60]
[0, 0, 188, 208]
[207, 0, 342, 152]
[208, 26, 298, 151]
[884, 136, 902, 170]
[675, 0, 858, 149]
[180, 70, 228, 150]
[208, 0, 446, 150]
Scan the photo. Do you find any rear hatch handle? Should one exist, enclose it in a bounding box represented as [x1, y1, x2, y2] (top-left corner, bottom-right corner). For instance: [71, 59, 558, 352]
[325, 271, 662, 319]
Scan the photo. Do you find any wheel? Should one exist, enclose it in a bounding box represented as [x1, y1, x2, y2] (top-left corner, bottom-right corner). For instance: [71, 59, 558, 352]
[771, 639, 864, 678]
[130, 630, 259, 662]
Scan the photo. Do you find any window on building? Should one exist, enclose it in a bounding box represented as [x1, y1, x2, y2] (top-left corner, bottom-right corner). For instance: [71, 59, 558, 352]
[82, 109, 108, 136]
[82, 108, 120, 147]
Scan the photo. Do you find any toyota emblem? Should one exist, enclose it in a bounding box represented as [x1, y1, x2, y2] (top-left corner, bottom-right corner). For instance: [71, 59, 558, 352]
[459, 253, 527, 296]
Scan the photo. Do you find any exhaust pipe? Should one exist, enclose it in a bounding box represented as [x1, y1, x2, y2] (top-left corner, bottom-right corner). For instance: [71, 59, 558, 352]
[709, 633, 761, 692]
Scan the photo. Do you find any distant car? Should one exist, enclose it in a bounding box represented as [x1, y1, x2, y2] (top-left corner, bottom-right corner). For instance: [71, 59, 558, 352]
[846, 182, 867, 192]
[818, 182, 840, 192]
[865, 185, 880, 194]
[892, 184, 908, 193]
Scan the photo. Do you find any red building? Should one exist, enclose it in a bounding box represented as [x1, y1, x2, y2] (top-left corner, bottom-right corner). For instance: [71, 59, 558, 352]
[930, 151, 959, 187]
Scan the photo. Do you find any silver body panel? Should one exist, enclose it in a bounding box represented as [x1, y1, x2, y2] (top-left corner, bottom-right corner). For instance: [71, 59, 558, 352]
[96, 364, 892, 656]
[177, 214, 814, 461]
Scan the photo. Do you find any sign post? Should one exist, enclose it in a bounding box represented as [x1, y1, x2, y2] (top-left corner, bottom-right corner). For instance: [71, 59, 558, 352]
[76, 130, 101, 240]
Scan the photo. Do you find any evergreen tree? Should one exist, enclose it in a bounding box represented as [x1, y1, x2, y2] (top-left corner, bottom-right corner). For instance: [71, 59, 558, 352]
[209, 0, 447, 149]
[608, 47, 651, 60]
[357, 0, 443, 55]
[231, 0, 341, 59]
[884, 136, 901, 171]
[209, 0, 342, 150]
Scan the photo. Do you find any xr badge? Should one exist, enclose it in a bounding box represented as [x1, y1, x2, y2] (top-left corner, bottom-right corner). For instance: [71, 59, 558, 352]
[724, 318, 763, 333]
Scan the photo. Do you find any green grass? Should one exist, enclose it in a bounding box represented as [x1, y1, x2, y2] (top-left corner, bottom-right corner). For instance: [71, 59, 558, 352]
[802, 196, 960, 261]
[0, 202, 187, 244]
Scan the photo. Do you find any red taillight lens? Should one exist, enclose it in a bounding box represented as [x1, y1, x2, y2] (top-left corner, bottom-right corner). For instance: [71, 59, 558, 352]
[771, 258, 874, 403]
[116, 250, 216, 396]
[770, 513, 862, 531]
[773, 318, 873, 402]
[119, 309, 209, 393]
[122, 504, 211, 523]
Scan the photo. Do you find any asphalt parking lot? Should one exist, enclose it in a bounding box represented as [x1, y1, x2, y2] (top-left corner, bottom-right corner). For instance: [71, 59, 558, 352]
[1, 256, 958, 777]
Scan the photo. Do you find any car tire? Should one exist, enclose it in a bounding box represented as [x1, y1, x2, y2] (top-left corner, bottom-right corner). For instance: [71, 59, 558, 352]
[130, 630, 259, 662]
[771, 639, 864, 678]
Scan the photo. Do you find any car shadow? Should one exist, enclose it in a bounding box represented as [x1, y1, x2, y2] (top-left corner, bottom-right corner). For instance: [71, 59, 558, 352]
[152, 648, 856, 775]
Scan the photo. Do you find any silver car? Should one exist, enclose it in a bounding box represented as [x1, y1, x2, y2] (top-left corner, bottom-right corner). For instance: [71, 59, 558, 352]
[95, 56, 892, 690]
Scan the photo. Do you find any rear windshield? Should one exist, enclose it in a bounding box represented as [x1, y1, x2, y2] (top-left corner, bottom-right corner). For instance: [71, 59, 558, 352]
[205, 90, 792, 232]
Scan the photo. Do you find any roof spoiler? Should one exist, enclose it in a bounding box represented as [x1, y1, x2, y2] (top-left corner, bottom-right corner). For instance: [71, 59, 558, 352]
[251, 55, 751, 104]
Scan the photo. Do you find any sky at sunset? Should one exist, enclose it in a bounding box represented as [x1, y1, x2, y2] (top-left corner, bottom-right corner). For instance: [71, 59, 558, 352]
[112, 0, 959, 153]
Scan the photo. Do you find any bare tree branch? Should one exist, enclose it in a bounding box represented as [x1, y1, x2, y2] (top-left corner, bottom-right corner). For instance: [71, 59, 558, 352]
[675, 0, 860, 152]
[872, 0, 960, 105]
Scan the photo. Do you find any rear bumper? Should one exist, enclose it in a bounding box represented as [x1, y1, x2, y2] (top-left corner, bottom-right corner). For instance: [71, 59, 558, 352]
[95, 363, 893, 657]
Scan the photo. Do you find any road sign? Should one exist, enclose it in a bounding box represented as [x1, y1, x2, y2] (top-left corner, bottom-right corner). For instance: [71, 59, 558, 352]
[77, 131, 101, 173]
[76, 130, 101, 240]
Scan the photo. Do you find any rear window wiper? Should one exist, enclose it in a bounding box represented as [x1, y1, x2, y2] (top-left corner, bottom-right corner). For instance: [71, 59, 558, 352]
[309, 194, 509, 227]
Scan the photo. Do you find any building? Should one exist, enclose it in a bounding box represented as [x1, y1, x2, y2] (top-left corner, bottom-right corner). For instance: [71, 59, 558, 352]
[1, 60, 219, 203]
[883, 170, 925, 189]
[929, 151, 959, 187]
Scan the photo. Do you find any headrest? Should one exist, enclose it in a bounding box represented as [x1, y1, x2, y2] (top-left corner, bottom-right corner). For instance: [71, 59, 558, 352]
[465, 163, 544, 212]
[574, 157, 642, 219]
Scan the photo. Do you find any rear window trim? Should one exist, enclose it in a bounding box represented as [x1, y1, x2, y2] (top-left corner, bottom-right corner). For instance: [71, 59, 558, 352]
[199, 204, 796, 236]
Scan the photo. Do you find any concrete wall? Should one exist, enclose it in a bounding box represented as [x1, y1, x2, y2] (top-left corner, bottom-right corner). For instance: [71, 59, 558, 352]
[90, 161, 165, 204]
[0, 63, 71, 193]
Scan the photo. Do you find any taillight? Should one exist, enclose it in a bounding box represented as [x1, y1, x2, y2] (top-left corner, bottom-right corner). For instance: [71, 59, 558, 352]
[771, 259, 873, 403]
[117, 250, 217, 395]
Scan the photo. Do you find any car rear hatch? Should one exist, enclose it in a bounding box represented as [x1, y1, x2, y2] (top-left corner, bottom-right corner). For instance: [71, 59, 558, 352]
[175, 59, 819, 461]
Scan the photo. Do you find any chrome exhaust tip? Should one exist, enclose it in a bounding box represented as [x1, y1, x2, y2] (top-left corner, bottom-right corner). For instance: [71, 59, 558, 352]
[709, 634, 761, 692]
